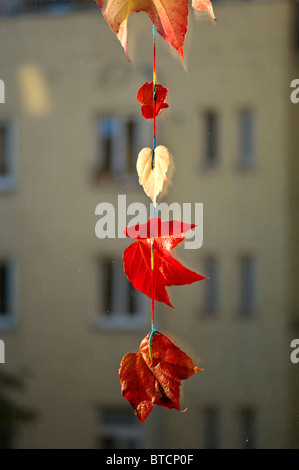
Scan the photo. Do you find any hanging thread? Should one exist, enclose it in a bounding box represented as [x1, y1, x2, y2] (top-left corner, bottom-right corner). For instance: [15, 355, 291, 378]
[149, 24, 158, 361]
[151, 24, 157, 171]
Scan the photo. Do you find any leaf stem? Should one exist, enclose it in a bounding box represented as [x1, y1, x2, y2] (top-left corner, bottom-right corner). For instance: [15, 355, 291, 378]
[149, 323, 158, 361]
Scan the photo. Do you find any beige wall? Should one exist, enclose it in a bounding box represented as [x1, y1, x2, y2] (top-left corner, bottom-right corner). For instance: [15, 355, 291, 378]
[288, 5, 299, 446]
[0, 1, 298, 448]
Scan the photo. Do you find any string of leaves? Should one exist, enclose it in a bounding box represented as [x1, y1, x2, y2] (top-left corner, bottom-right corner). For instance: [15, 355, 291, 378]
[96, 0, 215, 423]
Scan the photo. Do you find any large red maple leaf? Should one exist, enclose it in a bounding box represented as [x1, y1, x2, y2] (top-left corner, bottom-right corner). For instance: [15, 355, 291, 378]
[96, 0, 215, 60]
[119, 331, 203, 423]
[123, 218, 206, 308]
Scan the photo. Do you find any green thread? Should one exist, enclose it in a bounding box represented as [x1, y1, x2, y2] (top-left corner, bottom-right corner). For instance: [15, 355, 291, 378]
[149, 325, 158, 361]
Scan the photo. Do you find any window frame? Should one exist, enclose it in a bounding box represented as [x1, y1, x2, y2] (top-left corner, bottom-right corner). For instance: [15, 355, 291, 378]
[237, 108, 256, 169]
[238, 255, 258, 317]
[0, 120, 18, 193]
[95, 256, 147, 331]
[0, 259, 18, 331]
[96, 408, 145, 449]
[201, 109, 220, 169]
[238, 406, 258, 449]
[203, 406, 221, 450]
[94, 114, 149, 185]
[202, 256, 220, 316]
[0, 421, 15, 450]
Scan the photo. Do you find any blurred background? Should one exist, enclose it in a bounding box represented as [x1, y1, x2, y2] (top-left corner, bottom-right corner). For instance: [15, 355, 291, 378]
[0, 0, 299, 449]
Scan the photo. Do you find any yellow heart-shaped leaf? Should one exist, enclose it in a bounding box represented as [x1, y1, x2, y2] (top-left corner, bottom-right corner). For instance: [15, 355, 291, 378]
[137, 145, 171, 206]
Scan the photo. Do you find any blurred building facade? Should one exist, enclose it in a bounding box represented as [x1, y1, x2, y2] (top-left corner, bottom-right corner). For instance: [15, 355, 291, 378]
[0, 0, 298, 449]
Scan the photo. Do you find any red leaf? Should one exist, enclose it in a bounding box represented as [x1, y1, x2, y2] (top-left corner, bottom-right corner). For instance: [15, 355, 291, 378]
[123, 218, 206, 307]
[96, 1, 215, 59]
[137, 81, 169, 120]
[96, 0, 189, 60]
[119, 331, 203, 423]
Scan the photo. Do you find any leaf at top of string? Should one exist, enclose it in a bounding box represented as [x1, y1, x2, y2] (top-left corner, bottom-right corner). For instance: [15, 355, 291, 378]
[96, 0, 216, 60]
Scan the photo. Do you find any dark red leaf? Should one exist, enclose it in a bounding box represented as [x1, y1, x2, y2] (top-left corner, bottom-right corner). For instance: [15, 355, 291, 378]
[119, 332, 203, 423]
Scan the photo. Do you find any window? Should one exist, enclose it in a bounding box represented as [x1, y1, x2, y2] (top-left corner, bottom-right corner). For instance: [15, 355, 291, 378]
[239, 408, 257, 449]
[238, 110, 256, 167]
[203, 407, 220, 449]
[0, 121, 17, 192]
[97, 408, 144, 449]
[0, 260, 17, 330]
[0, 423, 14, 449]
[239, 256, 257, 316]
[203, 111, 219, 167]
[97, 257, 145, 329]
[203, 257, 219, 315]
[95, 115, 146, 181]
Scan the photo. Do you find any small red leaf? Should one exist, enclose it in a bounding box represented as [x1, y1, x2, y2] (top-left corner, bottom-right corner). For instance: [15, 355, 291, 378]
[137, 82, 169, 119]
[119, 332, 203, 423]
[123, 218, 206, 307]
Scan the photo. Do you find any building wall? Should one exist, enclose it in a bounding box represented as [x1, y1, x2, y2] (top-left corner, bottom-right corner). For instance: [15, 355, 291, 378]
[288, 2, 299, 448]
[0, 0, 297, 448]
